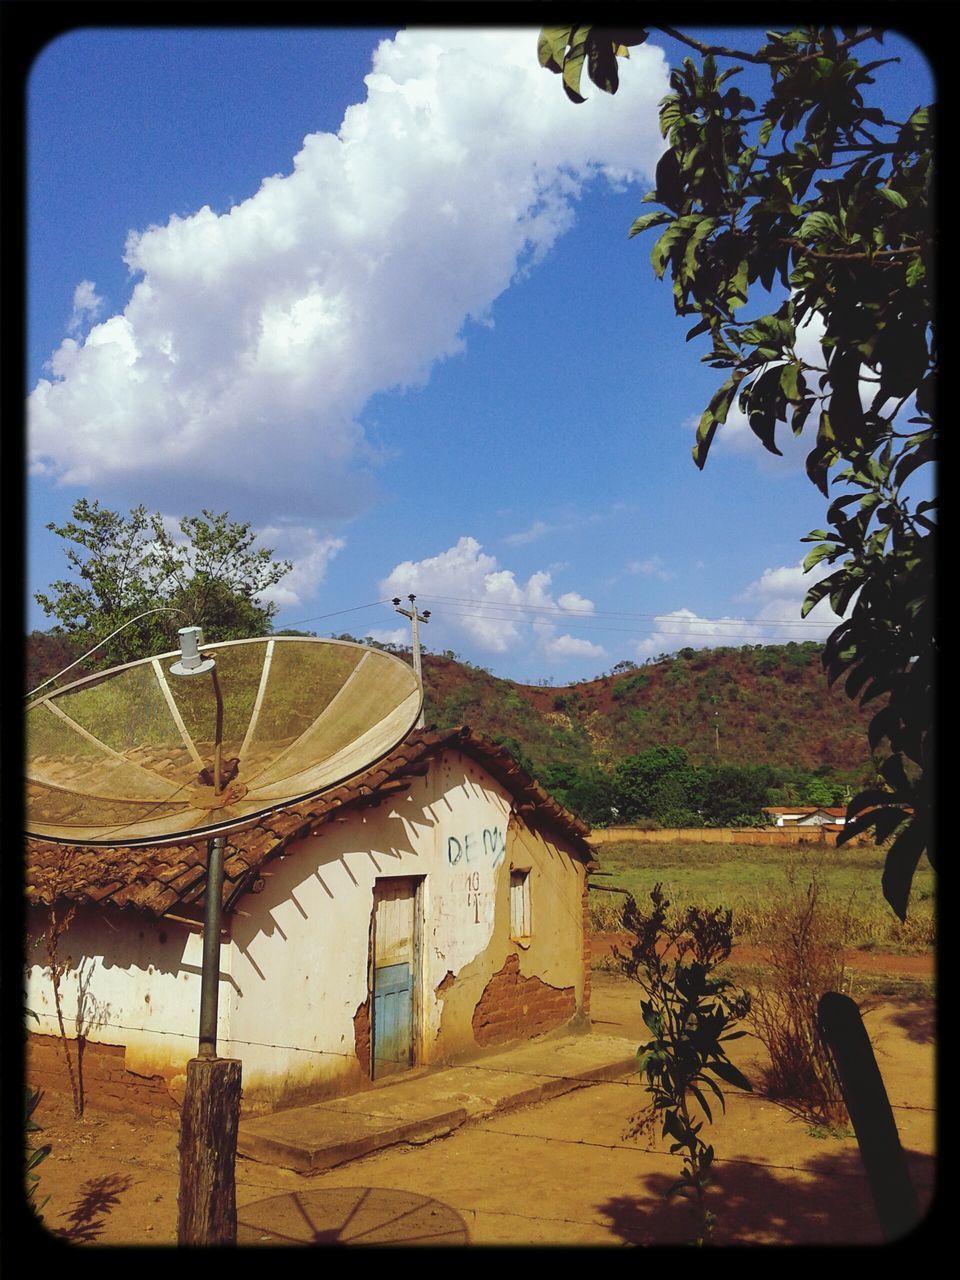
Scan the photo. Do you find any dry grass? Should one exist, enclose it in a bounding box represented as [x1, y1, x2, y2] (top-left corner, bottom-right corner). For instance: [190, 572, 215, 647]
[745, 874, 850, 1125]
[589, 841, 935, 953]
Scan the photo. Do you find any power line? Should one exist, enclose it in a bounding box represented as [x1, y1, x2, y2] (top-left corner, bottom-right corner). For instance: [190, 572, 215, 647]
[276, 593, 838, 650]
[417, 592, 838, 629]
[278, 599, 391, 631]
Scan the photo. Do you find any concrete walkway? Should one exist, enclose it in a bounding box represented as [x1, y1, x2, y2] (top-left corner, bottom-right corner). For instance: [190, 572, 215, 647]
[237, 1032, 639, 1174]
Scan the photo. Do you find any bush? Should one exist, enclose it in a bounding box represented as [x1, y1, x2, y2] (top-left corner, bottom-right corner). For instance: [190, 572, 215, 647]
[747, 872, 850, 1126]
[619, 885, 751, 1244]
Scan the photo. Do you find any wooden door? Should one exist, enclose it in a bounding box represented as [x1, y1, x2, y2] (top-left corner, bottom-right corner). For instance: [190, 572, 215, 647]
[371, 878, 419, 1079]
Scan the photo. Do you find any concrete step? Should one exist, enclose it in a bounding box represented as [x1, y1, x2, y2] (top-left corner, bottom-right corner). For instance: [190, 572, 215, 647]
[237, 1032, 639, 1173]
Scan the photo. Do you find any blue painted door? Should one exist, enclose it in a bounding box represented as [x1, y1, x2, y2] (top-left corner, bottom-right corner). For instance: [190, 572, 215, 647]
[372, 879, 418, 1078]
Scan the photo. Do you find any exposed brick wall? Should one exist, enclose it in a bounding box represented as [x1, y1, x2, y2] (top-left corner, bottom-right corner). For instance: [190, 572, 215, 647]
[472, 953, 576, 1048]
[26, 1033, 179, 1125]
[353, 998, 371, 1078]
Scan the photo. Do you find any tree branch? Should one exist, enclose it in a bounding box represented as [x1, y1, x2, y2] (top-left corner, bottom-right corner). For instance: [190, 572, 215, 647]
[652, 25, 884, 67]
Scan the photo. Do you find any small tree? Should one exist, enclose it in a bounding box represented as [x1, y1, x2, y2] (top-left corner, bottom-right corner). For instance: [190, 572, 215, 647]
[618, 885, 751, 1244]
[35, 500, 292, 671]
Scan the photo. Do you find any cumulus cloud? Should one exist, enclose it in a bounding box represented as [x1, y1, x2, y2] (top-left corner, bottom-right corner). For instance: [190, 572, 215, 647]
[379, 535, 603, 664]
[635, 558, 843, 657]
[29, 29, 668, 521]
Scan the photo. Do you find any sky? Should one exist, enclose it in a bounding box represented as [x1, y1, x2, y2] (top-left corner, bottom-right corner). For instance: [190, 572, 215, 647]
[25, 24, 935, 684]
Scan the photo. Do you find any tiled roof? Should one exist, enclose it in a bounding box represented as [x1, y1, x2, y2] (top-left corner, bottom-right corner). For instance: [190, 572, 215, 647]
[762, 806, 847, 817]
[25, 726, 592, 919]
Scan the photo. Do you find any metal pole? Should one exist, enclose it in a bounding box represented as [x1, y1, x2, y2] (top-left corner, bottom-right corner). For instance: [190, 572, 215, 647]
[198, 834, 226, 1058]
[210, 667, 224, 795]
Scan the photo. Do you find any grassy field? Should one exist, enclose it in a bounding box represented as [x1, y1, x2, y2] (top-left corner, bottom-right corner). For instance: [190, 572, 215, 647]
[589, 840, 936, 953]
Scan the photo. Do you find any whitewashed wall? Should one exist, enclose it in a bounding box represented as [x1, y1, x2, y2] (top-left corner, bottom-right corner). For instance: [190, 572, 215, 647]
[26, 749, 587, 1112]
[24, 904, 226, 1090]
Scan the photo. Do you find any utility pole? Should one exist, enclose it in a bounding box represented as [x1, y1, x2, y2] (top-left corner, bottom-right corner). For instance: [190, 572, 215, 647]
[393, 595, 430, 728]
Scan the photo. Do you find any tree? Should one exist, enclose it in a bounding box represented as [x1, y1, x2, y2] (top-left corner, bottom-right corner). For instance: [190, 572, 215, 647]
[613, 745, 700, 825]
[35, 500, 292, 672]
[539, 25, 934, 919]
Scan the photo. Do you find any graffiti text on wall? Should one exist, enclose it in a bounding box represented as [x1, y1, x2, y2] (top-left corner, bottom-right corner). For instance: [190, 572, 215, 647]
[446, 827, 505, 869]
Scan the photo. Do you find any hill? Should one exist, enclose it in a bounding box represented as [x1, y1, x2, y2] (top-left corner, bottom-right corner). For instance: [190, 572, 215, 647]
[421, 641, 874, 781]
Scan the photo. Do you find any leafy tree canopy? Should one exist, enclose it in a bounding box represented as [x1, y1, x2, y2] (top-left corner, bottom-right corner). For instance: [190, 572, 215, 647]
[35, 500, 292, 673]
[539, 24, 935, 919]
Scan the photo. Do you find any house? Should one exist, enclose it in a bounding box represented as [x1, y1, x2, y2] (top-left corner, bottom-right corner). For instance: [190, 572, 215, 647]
[762, 806, 847, 828]
[25, 726, 594, 1119]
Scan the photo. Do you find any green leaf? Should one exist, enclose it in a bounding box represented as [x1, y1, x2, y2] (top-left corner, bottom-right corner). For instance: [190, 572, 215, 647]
[881, 818, 926, 922]
[587, 38, 621, 96]
[780, 362, 802, 401]
[803, 542, 838, 572]
[728, 259, 750, 311]
[537, 27, 572, 74]
[905, 257, 925, 288]
[561, 28, 592, 104]
[798, 211, 839, 240]
[709, 1059, 752, 1092]
[628, 211, 673, 239]
[682, 217, 716, 278]
[878, 187, 908, 209]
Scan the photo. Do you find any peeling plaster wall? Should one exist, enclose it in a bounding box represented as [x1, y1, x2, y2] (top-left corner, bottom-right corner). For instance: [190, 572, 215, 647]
[228, 750, 587, 1109]
[25, 751, 589, 1115]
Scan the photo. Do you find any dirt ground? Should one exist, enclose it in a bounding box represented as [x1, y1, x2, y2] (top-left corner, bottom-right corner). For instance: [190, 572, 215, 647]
[22, 959, 936, 1248]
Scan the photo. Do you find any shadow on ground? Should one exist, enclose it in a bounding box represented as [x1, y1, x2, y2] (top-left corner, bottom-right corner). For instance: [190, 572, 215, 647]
[51, 1173, 134, 1243]
[887, 1002, 936, 1045]
[597, 1146, 936, 1246]
[237, 1185, 469, 1245]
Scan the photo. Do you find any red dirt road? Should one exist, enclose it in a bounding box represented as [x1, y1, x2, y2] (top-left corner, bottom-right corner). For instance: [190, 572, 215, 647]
[591, 933, 935, 977]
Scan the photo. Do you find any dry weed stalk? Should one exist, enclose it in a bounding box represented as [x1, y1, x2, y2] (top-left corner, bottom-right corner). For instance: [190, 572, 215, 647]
[748, 873, 849, 1126]
[44, 898, 84, 1119]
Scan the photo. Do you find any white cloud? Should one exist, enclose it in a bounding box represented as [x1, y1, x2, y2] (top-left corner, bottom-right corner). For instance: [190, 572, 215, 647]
[542, 633, 607, 661]
[255, 524, 345, 609]
[29, 29, 668, 520]
[635, 558, 844, 657]
[503, 519, 552, 546]
[627, 556, 673, 581]
[143, 515, 344, 611]
[556, 590, 594, 614]
[66, 280, 104, 336]
[379, 535, 601, 662]
[365, 626, 407, 647]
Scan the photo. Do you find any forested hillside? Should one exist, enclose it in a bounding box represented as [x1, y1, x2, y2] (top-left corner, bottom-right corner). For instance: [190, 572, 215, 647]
[418, 641, 874, 824]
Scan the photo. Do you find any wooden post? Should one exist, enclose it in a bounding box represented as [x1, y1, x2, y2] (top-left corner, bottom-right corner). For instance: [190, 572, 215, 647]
[177, 1056, 242, 1245]
[817, 992, 921, 1242]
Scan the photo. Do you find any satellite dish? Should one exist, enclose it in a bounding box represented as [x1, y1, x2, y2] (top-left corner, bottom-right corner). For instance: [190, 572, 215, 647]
[25, 636, 423, 847]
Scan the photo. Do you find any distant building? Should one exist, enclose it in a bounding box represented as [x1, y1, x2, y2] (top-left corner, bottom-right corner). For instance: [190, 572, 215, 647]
[762, 806, 847, 828]
[26, 727, 594, 1118]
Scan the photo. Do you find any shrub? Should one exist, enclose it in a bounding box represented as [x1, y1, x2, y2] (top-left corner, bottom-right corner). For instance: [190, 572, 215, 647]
[747, 872, 850, 1126]
[618, 885, 751, 1245]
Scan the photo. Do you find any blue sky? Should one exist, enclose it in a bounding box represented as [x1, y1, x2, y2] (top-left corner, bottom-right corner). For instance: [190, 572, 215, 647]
[26, 25, 934, 684]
